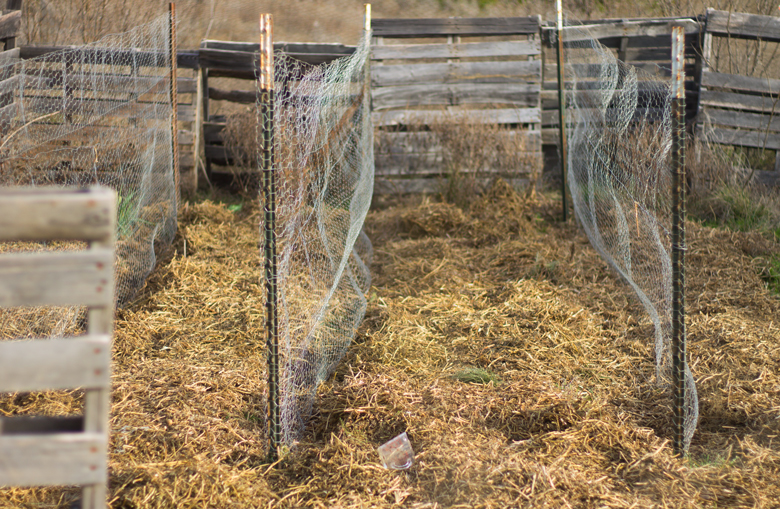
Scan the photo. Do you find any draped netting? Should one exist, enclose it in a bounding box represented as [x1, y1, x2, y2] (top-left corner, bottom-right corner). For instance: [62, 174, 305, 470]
[258, 34, 374, 445]
[0, 15, 176, 340]
[563, 23, 698, 451]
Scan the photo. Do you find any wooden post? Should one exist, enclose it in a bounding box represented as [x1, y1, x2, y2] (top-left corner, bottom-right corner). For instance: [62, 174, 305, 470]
[259, 12, 280, 463]
[4, 0, 21, 50]
[555, 0, 568, 221]
[199, 42, 211, 181]
[169, 3, 180, 208]
[671, 25, 687, 457]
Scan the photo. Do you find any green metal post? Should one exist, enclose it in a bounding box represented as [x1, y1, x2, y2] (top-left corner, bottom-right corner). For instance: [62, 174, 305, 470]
[259, 13, 280, 462]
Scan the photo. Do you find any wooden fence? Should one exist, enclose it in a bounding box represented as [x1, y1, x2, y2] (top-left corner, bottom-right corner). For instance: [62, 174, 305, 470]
[8, 9, 780, 194]
[371, 16, 543, 194]
[0, 186, 116, 509]
[697, 9, 780, 182]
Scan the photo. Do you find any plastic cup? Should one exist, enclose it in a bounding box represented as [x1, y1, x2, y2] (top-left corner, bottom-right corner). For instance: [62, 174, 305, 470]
[377, 432, 414, 470]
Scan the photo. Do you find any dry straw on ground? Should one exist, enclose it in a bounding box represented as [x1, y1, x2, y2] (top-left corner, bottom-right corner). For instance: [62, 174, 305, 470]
[1, 180, 779, 508]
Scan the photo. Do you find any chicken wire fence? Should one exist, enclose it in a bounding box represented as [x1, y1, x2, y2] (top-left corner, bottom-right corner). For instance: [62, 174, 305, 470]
[562, 22, 698, 451]
[257, 25, 374, 448]
[0, 13, 176, 339]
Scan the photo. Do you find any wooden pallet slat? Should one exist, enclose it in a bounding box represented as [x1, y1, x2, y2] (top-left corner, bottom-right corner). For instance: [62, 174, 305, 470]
[0, 335, 111, 393]
[0, 187, 115, 242]
[0, 433, 106, 487]
[0, 248, 114, 308]
[372, 16, 541, 37]
[372, 60, 541, 87]
[701, 71, 780, 97]
[372, 40, 540, 61]
[372, 82, 540, 110]
[373, 107, 541, 127]
[705, 8, 780, 42]
[702, 108, 780, 132]
[700, 125, 780, 150]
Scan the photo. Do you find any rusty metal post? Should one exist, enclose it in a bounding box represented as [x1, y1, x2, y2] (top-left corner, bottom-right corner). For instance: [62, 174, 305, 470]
[169, 3, 180, 208]
[671, 25, 687, 457]
[259, 13, 280, 463]
[555, 0, 568, 221]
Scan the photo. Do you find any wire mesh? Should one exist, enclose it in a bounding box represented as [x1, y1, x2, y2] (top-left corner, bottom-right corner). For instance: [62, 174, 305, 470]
[256, 28, 374, 446]
[563, 20, 698, 452]
[0, 14, 176, 339]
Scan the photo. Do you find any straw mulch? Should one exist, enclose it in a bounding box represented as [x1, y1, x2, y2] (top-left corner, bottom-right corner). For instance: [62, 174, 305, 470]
[2, 180, 779, 508]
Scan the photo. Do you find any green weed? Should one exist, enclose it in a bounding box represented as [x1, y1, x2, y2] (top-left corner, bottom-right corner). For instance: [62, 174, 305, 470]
[453, 367, 501, 385]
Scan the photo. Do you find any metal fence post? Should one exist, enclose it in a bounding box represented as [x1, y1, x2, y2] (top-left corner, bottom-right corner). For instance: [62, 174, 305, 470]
[555, 0, 568, 221]
[671, 25, 687, 457]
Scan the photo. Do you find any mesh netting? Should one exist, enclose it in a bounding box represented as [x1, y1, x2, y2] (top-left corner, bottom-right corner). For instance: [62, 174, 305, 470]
[563, 24, 698, 451]
[0, 14, 176, 338]
[258, 33, 374, 445]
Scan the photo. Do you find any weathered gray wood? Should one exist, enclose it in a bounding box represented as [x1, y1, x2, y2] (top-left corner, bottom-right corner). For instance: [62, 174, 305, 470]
[0, 46, 19, 65]
[699, 89, 780, 113]
[701, 71, 780, 97]
[372, 82, 540, 110]
[372, 16, 540, 38]
[0, 433, 106, 487]
[374, 176, 531, 194]
[371, 40, 539, 61]
[0, 9, 20, 40]
[377, 130, 542, 153]
[17, 95, 183, 121]
[700, 125, 780, 150]
[203, 39, 356, 56]
[0, 335, 111, 392]
[376, 154, 540, 176]
[0, 416, 84, 435]
[0, 187, 116, 242]
[208, 86, 255, 104]
[543, 61, 697, 78]
[0, 248, 114, 308]
[705, 9, 780, 43]
[558, 18, 700, 43]
[373, 107, 541, 127]
[372, 60, 541, 87]
[702, 108, 780, 132]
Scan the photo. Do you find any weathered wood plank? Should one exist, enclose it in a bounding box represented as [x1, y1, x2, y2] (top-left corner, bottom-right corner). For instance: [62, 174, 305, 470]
[372, 16, 540, 38]
[373, 107, 541, 127]
[372, 60, 541, 87]
[701, 71, 780, 97]
[0, 248, 114, 308]
[753, 169, 780, 186]
[377, 130, 542, 152]
[702, 108, 780, 132]
[0, 433, 106, 487]
[0, 187, 115, 242]
[0, 416, 84, 435]
[203, 39, 356, 56]
[557, 18, 700, 44]
[700, 125, 780, 150]
[699, 89, 780, 113]
[208, 86, 255, 104]
[371, 40, 539, 61]
[0, 9, 21, 41]
[543, 62, 698, 79]
[0, 47, 19, 66]
[372, 82, 540, 110]
[374, 176, 531, 194]
[0, 335, 111, 392]
[706, 9, 780, 43]
[376, 154, 540, 176]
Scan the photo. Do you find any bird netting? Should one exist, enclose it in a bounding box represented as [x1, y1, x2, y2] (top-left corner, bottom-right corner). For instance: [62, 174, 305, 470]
[0, 13, 176, 340]
[562, 23, 698, 451]
[258, 32, 374, 445]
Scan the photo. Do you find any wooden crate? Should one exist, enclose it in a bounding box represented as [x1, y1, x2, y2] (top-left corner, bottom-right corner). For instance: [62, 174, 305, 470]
[371, 16, 543, 194]
[697, 9, 780, 182]
[0, 186, 116, 509]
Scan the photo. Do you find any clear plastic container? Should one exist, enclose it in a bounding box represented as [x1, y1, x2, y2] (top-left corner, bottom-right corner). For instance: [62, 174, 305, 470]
[377, 432, 414, 470]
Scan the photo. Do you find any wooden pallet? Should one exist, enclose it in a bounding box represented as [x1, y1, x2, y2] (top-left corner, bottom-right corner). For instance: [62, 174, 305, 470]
[0, 186, 116, 509]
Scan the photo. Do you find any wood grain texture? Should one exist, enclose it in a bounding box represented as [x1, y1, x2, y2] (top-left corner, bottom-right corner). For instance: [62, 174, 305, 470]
[706, 9, 780, 42]
[701, 71, 780, 97]
[373, 60, 541, 87]
[372, 40, 539, 61]
[557, 18, 700, 44]
[702, 108, 780, 132]
[699, 90, 780, 113]
[0, 9, 21, 40]
[373, 108, 541, 127]
[0, 187, 116, 242]
[700, 125, 780, 150]
[0, 433, 106, 487]
[372, 82, 540, 110]
[0, 248, 114, 308]
[372, 16, 540, 37]
[0, 335, 111, 392]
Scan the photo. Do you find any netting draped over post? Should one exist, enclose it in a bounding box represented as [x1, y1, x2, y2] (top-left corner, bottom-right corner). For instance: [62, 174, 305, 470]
[563, 23, 698, 451]
[0, 14, 177, 316]
[257, 26, 374, 445]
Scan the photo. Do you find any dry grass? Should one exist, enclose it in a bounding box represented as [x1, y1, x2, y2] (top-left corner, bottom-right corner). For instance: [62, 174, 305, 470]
[2, 181, 780, 507]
